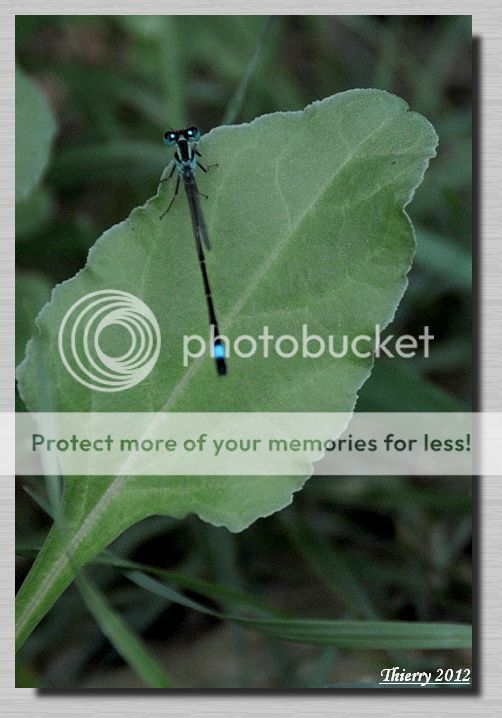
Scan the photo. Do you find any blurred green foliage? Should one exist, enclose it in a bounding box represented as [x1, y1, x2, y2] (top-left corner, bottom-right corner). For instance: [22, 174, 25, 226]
[15, 15, 472, 689]
[15, 66, 56, 202]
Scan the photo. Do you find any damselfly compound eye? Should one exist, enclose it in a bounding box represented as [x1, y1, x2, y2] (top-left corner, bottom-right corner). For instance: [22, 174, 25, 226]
[185, 127, 200, 141]
[163, 131, 178, 145]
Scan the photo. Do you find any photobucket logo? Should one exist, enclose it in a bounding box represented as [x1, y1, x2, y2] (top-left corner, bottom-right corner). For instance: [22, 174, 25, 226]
[183, 324, 434, 366]
[58, 290, 161, 392]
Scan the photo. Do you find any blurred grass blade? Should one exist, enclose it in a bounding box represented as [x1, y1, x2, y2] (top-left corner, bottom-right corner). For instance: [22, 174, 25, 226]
[15, 185, 53, 239]
[282, 515, 378, 619]
[222, 17, 275, 125]
[126, 570, 220, 618]
[411, 16, 472, 115]
[22, 485, 54, 519]
[356, 359, 465, 411]
[15, 273, 52, 367]
[233, 618, 472, 649]
[158, 16, 186, 127]
[99, 553, 287, 618]
[311, 646, 337, 688]
[16, 66, 56, 202]
[415, 227, 471, 291]
[124, 568, 471, 650]
[411, 336, 471, 373]
[76, 575, 173, 688]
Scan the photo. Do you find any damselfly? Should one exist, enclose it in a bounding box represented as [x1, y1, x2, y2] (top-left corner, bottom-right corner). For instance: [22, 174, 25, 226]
[160, 126, 227, 376]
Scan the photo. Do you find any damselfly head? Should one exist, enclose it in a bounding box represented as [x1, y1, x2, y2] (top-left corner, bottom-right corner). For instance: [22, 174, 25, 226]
[163, 127, 200, 145]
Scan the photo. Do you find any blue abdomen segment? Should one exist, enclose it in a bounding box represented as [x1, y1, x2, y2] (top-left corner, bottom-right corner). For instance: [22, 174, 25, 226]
[214, 340, 227, 376]
[214, 342, 226, 359]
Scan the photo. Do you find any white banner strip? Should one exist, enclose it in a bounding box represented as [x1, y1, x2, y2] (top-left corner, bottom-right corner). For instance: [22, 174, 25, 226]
[7, 411, 488, 476]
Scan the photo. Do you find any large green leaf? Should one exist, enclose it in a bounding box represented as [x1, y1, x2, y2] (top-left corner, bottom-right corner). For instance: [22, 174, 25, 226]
[15, 67, 56, 202]
[16, 90, 437, 649]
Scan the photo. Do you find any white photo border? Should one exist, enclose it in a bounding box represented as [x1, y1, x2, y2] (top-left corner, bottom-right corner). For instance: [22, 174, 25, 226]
[3, 2, 499, 715]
